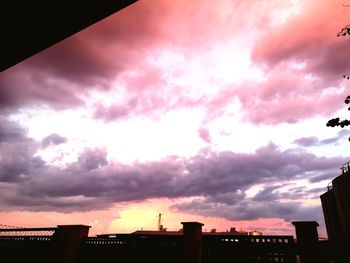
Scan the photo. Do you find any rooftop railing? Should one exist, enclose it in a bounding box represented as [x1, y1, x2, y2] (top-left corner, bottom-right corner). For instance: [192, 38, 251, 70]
[340, 161, 350, 174]
[0, 227, 57, 237]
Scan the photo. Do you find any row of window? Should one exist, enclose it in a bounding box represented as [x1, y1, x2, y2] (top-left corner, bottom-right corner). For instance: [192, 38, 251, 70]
[0, 236, 51, 241]
[220, 238, 290, 244]
[85, 239, 179, 246]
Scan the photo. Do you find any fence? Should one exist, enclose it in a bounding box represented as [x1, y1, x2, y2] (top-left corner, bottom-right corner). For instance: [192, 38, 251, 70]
[79, 234, 182, 263]
[0, 227, 57, 263]
[0, 221, 349, 263]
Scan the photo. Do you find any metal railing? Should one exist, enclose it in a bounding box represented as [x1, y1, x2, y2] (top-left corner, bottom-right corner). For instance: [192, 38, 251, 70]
[0, 227, 57, 236]
[340, 161, 350, 174]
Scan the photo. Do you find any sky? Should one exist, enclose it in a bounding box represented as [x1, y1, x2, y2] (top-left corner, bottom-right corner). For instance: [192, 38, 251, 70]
[0, 0, 350, 237]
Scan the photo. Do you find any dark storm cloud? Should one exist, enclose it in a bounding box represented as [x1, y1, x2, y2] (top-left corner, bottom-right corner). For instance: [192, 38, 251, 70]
[0, 119, 346, 220]
[0, 65, 83, 114]
[206, 191, 246, 205]
[172, 198, 323, 222]
[308, 171, 337, 183]
[0, 118, 344, 223]
[0, 118, 45, 182]
[252, 185, 325, 202]
[293, 130, 350, 147]
[76, 148, 108, 171]
[41, 133, 68, 148]
[0, 117, 27, 142]
[293, 137, 319, 147]
[171, 183, 327, 222]
[251, 185, 285, 202]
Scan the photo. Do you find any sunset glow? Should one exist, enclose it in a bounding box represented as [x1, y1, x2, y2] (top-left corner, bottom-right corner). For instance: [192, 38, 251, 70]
[1, 0, 350, 237]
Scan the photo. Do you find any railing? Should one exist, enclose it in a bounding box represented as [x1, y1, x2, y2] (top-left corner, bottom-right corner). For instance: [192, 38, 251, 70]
[0, 235, 52, 242]
[0, 227, 57, 236]
[79, 234, 182, 263]
[1, 224, 349, 263]
[85, 234, 182, 245]
[0, 227, 58, 263]
[327, 182, 333, 191]
[0, 227, 57, 243]
[80, 234, 296, 263]
[340, 161, 350, 174]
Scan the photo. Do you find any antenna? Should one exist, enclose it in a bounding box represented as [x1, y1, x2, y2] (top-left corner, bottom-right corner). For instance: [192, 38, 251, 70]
[158, 213, 162, 231]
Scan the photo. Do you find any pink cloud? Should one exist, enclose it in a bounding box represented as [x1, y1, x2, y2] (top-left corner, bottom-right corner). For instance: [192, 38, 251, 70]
[0, 65, 83, 113]
[0, 0, 240, 115]
[17, 0, 244, 83]
[198, 127, 211, 143]
[199, 66, 347, 125]
[252, 1, 349, 68]
[92, 61, 207, 121]
[251, 0, 350, 92]
[1, 0, 348, 126]
[236, 66, 347, 124]
[233, 0, 350, 124]
[0, 0, 345, 237]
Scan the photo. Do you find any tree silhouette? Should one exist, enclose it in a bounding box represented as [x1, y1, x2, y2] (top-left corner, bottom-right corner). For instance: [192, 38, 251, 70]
[337, 24, 350, 37]
[326, 24, 350, 140]
[326, 75, 350, 140]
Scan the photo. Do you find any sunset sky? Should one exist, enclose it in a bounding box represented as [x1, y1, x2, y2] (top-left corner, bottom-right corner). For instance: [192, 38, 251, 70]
[1, 0, 350, 237]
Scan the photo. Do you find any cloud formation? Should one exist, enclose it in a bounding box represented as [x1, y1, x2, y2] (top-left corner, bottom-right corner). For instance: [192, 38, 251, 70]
[245, 0, 350, 124]
[41, 134, 68, 148]
[0, 0, 348, 231]
[293, 129, 350, 147]
[1, 0, 346, 127]
[0, 0, 245, 114]
[0, 119, 344, 223]
[173, 197, 323, 222]
[0, 118, 46, 183]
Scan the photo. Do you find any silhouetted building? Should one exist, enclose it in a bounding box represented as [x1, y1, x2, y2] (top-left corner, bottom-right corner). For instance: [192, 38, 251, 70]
[5, 221, 350, 263]
[99, 226, 248, 237]
[1, 0, 137, 71]
[320, 185, 343, 240]
[292, 221, 322, 263]
[321, 162, 350, 241]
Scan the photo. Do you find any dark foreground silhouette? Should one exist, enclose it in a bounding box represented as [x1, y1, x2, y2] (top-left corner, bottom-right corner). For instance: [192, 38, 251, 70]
[0, 221, 350, 263]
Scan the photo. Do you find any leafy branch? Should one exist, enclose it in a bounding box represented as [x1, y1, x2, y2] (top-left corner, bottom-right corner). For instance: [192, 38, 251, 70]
[326, 76, 350, 140]
[337, 24, 350, 37]
[326, 19, 350, 140]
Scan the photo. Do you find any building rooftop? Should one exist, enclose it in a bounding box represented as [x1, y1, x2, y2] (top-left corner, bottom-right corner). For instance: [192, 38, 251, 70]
[97, 227, 252, 237]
